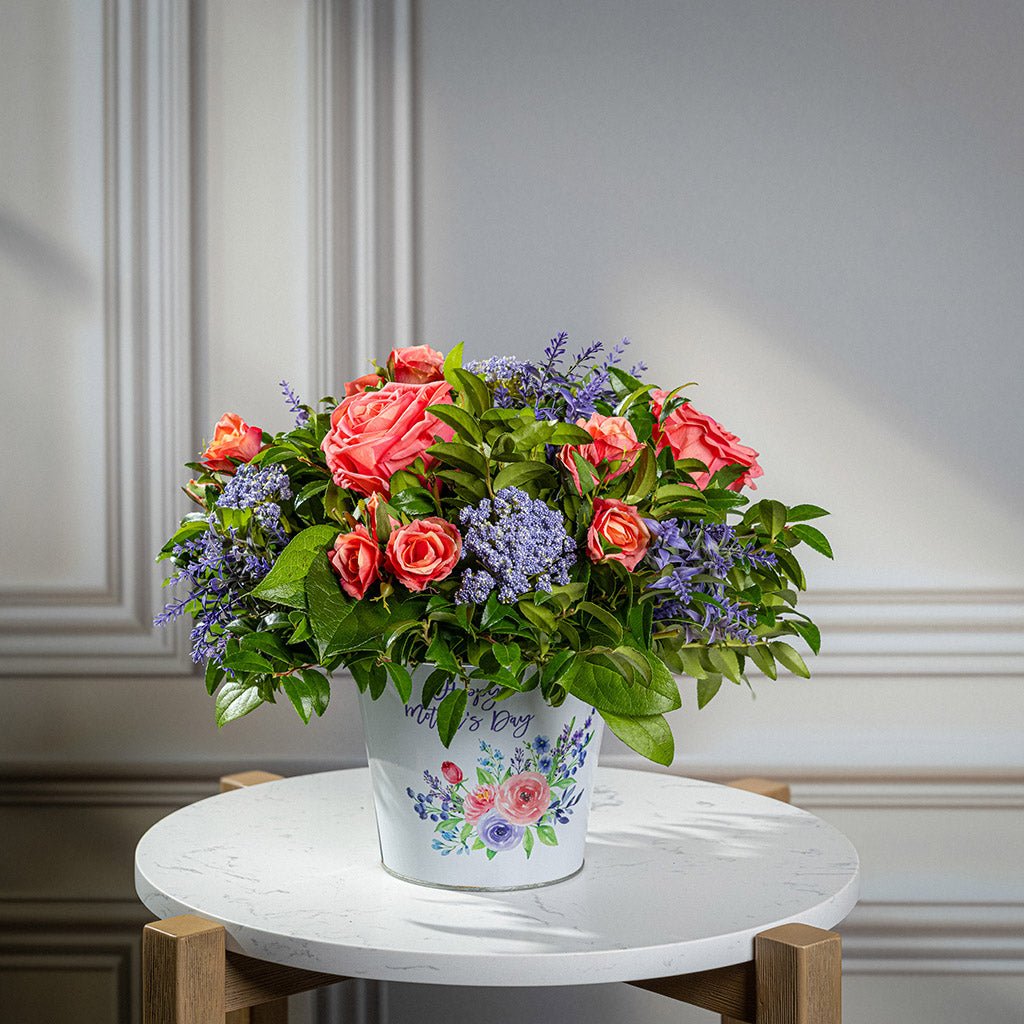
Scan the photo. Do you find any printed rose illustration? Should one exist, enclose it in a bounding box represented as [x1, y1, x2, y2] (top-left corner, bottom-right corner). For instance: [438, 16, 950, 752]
[496, 772, 551, 825]
[406, 711, 595, 859]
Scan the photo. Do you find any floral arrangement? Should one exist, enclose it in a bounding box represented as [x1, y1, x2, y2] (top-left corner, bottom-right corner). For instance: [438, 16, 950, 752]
[157, 334, 831, 765]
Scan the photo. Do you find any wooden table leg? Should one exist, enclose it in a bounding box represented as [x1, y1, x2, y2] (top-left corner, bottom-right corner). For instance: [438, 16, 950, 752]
[754, 923, 842, 1024]
[143, 914, 226, 1024]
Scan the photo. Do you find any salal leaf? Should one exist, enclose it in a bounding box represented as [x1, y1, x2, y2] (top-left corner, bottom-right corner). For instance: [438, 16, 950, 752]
[769, 641, 811, 678]
[600, 710, 674, 766]
[696, 675, 723, 709]
[493, 459, 556, 491]
[786, 504, 830, 522]
[790, 524, 834, 559]
[566, 652, 680, 716]
[436, 687, 468, 747]
[215, 681, 265, 726]
[427, 402, 484, 444]
[250, 524, 341, 608]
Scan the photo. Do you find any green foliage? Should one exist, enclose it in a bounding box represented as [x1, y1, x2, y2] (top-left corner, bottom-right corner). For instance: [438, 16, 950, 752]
[158, 338, 833, 764]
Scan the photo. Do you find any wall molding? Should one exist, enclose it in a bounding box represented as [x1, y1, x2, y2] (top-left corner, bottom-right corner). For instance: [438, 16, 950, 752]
[0, 0, 193, 676]
[308, 0, 415, 396]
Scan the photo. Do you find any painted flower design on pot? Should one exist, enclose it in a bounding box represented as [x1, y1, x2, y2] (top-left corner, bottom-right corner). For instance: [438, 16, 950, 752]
[409, 708, 595, 859]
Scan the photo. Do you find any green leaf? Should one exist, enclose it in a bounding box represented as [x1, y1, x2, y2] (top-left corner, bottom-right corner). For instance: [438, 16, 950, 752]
[281, 670, 331, 724]
[214, 681, 265, 725]
[696, 675, 723, 709]
[436, 687, 467, 747]
[221, 648, 274, 675]
[624, 445, 657, 504]
[758, 500, 788, 540]
[428, 440, 490, 477]
[789, 618, 822, 655]
[569, 451, 600, 494]
[492, 460, 556, 491]
[427, 402, 484, 444]
[518, 600, 558, 633]
[204, 659, 225, 696]
[600, 710, 674, 765]
[707, 646, 743, 684]
[305, 554, 357, 658]
[384, 661, 413, 704]
[748, 643, 778, 680]
[442, 340, 464, 377]
[578, 601, 624, 643]
[546, 423, 595, 445]
[389, 487, 437, 517]
[786, 504, 830, 522]
[790, 524, 834, 559]
[427, 634, 461, 674]
[566, 652, 681, 716]
[250, 525, 341, 608]
[769, 641, 811, 678]
[239, 631, 292, 664]
[523, 827, 535, 858]
[448, 366, 490, 417]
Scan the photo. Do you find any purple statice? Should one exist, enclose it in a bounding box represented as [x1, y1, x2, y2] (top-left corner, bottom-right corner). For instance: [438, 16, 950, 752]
[645, 518, 776, 644]
[279, 379, 310, 428]
[465, 356, 542, 409]
[455, 487, 577, 604]
[216, 463, 292, 543]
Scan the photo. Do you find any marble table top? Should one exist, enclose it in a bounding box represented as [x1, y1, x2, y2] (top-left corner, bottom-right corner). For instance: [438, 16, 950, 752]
[135, 767, 859, 986]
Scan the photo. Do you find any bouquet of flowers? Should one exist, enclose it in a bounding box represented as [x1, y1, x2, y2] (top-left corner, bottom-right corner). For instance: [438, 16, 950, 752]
[157, 334, 831, 765]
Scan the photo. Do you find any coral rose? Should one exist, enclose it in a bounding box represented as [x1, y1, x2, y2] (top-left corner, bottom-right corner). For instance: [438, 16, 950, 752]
[384, 517, 462, 592]
[200, 413, 263, 473]
[557, 413, 645, 492]
[320, 380, 454, 497]
[496, 772, 551, 826]
[463, 785, 496, 823]
[586, 497, 651, 571]
[327, 525, 382, 599]
[343, 371, 381, 396]
[387, 345, 445, 384]
[650, 391, 763, 492]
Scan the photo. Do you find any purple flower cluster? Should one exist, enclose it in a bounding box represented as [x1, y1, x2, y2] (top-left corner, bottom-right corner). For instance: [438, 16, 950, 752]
[154, 527, 276, 664]
[467, 332, 639, 421]
[455, 487, 577, 604]
[215, 464, 292, 541]
[279, 379, 310, 428]
[645, 519, 777, 644]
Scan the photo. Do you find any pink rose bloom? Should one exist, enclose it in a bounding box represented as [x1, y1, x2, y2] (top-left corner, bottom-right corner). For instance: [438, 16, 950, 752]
[586, 497, 651, 571]
[320, 380, 454, 497]
[387, 344, 445, 384]
[327, 525, 383, 599]
[650, 390, 763, 491]
[557, 413, 645, 492]
[496, 772, 551, 826]
[343, 371, 381, 396]
[200, 413, 263, 473]
[384, 517, 462, 592]
[441, 761, 463, 785]
[463, 785, 496, 823]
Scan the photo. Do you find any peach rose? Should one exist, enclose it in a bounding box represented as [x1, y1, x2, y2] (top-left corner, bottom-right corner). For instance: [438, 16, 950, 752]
[463, 785, 496, 823]
[650, 391, 763, 491]
[384, 517, 462, 592]
[328, 525, 383, 599]
[320, 380, 455, 497]
[496, 772, 551, 825]
[343, 371, 382, 397]
[586, 497, 651, 571]
[200, 413, 263, 473]
[557, 413, 645, 492]
[387, 345, 445, 384]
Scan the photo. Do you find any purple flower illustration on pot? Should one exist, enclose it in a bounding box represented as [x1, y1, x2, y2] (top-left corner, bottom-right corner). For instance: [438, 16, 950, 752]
[476, 811, 525, 852]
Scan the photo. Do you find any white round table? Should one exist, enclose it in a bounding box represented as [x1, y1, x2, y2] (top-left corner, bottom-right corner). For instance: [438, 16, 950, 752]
[135, 767, 859, 987]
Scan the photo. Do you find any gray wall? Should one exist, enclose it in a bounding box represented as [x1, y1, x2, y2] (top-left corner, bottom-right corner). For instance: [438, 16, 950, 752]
[1, 2, 1021, 1022]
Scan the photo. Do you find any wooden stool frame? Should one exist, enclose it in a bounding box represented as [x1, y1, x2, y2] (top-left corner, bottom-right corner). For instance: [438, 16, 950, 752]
[142, 774, 842, 1024]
